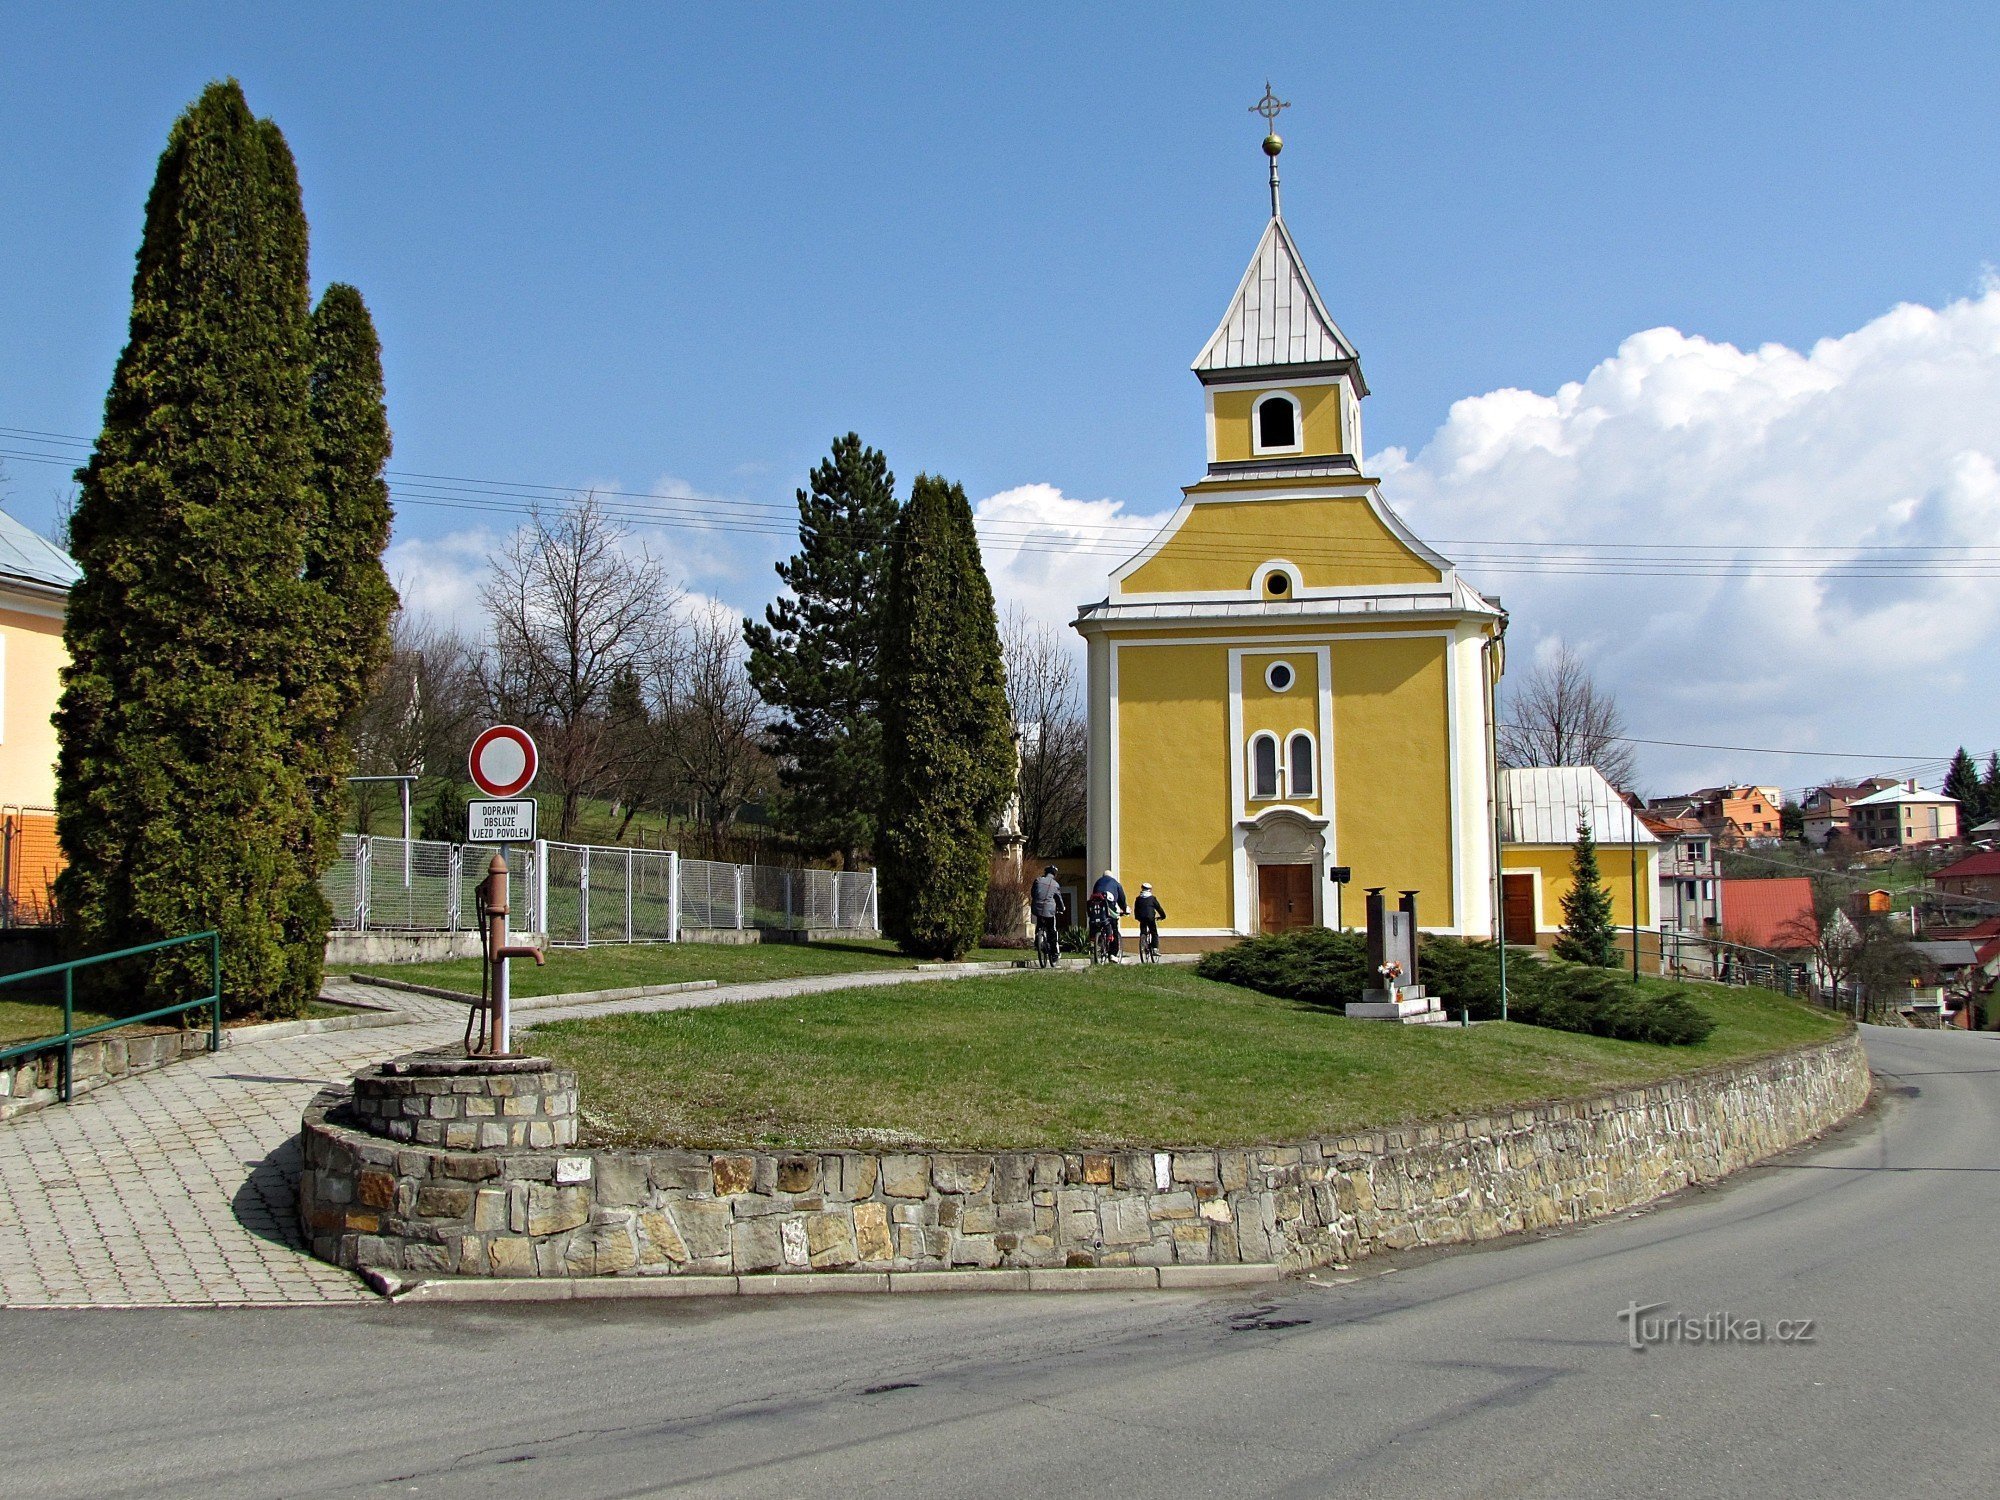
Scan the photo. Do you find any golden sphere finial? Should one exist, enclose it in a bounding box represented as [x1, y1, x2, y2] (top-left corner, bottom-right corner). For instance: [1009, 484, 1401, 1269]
[1263, 133, 1283, 158]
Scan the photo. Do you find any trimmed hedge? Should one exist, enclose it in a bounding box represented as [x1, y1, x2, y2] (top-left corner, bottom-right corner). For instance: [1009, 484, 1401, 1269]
[1196, 931, 1716, 1046]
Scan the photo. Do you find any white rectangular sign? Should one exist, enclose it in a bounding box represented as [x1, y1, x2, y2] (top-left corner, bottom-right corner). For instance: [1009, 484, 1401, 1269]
[467, 797, 537, 843]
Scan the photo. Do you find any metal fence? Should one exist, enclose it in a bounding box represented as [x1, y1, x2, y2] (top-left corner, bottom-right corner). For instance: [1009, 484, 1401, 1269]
[323, 834, 877, 947]
[1, 806, 63, 928]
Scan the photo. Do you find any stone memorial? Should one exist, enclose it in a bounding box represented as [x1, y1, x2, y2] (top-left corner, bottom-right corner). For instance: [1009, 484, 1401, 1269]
[1345, 887, 1447, 1024]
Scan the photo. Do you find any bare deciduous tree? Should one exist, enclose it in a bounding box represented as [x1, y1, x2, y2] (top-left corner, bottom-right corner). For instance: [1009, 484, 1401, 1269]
[475, 497, 679, 839]
[1497, 641, 1637, 790]
[1000, 606, 1088, 858]
[346, 610, 478, 830]
[653, 602, 773, 859]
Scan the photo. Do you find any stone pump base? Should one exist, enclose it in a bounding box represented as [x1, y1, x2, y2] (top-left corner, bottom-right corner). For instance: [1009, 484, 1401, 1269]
[299, 1035, 1870, 1284]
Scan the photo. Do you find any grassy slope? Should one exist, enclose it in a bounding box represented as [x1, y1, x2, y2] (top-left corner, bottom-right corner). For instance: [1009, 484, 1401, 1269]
[531, 965, 1847, 1152]
[367, 938, 1031, 999]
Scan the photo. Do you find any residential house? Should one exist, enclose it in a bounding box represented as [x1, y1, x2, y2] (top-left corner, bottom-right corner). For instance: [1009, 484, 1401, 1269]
[1499, 767, 1659, 960]
[1800, 777, 1899, 849]
[1715, 876, 1834, 990]
[1640, 811, 1720, 977]
[1929, 848, 2000, 909]
[1905, 940, 1985, 1027]
[0, 510, 79, 925]
[1848, 781, 1959, 850]
[1647, 785, 1785, 848]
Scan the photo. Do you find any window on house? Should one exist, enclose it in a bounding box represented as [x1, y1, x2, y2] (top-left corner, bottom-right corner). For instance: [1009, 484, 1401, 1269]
[1288, 733, 1315, 797]
[1265, 570, 1293, 598]
[1265, 659, 1295, 691]
[1250, 734, 1280, 800]
[1256, 394, 1297, 449]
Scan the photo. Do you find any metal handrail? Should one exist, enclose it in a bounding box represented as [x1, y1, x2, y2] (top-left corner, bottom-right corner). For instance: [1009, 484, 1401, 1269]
[0, 930, 222, 1102]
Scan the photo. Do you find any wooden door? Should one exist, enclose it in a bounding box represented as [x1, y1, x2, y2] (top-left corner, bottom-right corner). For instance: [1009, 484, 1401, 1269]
[1502, 873, 1537, 946]
[1257, 864, 1313, 933]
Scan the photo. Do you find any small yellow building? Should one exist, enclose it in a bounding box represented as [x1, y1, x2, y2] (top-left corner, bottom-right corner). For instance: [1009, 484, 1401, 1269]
[0, 510, 79, 921]
[1497, 767, 1657, 950]
[1076, 144, 1505, 947]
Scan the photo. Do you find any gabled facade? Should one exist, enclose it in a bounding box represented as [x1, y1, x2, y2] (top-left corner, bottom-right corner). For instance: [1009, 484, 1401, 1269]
[1497, 766, 1658, 952]
[1075, 144, 1503, 946]
[1849, 781, 1959, 849]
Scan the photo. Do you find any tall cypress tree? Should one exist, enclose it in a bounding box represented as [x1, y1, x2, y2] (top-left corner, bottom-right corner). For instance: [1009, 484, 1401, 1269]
[744, 434, 899, 869]
[1944, 747, 1982, 827]
[1553, 818, 1619, 968]
[282, 284, 398, 996]
[877, 475, 1014, 959]
[57, 81, 324, 1017]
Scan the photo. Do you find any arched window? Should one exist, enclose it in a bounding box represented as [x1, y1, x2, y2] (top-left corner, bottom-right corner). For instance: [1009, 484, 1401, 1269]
[1256, 393, 1299, 451]
[1250, 733, 1280, 800]
[1288, 733, 1316, 797]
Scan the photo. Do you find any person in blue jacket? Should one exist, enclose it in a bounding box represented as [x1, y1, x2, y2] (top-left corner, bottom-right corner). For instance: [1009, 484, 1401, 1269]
[1090, 869, 1128, 958]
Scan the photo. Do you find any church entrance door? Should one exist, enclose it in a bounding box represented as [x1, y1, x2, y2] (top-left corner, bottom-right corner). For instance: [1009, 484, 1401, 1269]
[1257, 863, 1314, 934]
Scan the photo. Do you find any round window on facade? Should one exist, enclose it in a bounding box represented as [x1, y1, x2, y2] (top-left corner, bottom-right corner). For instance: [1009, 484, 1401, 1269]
[1265, 660, 1295, 692]
[1265, 570, 1292, 597]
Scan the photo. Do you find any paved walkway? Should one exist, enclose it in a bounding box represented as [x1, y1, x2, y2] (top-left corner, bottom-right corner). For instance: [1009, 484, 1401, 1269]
[0, 962, 1031, 1308]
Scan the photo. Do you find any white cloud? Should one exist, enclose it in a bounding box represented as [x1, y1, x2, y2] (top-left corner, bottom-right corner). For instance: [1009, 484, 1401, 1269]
[973, 482, 1173, 634]
[384, 527, 498, 625]
[1380, 284, 2000, 795]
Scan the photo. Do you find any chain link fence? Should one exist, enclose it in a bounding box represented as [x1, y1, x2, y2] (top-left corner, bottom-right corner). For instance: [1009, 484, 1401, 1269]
[323, 835, 876, 947]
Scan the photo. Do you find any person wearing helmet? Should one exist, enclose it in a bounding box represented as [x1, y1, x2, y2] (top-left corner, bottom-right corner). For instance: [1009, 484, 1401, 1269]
[1089, 868, 1128, 958]
[1133, 882, 1167, 960]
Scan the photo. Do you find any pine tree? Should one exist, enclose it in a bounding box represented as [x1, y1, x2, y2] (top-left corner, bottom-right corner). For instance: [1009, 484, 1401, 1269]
[877, 475, 1014, 959]
[283, 283, 398, 998]
[1944, 747, 1982, 827]
[1553, 818, 1619, 967]
[417, 782, 469, 844]
[744, 435, 898, 868]
[58, 81, 323, 1018]
[1982, 751, 2000, 829]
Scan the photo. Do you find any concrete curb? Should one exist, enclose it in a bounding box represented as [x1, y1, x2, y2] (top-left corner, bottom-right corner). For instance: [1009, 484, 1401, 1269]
[378, 1261, 1286, 1304]
[234, 1010, 409, 1045]
[345, 974, 728, 1012]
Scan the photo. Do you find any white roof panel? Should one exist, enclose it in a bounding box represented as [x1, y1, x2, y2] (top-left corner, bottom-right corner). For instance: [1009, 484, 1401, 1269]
[1193, 217, 1360, 374]
[0, 508, 79, 592]
[1500, 766, 1656, 846]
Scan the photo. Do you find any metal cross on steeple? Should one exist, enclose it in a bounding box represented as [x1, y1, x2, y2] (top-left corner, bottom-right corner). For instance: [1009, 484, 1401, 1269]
[1251, 82, 1290, 217]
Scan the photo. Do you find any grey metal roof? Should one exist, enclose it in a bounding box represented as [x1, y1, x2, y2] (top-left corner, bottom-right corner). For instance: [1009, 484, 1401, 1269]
[0, 508, 79, 593]
[1204, 456, 1359, 482]
[1500, 766, 1657, 846]
[1911, 940, 1979, 967]
[1849, 783, 1954, 807]
[1193, 216, 1362, 377]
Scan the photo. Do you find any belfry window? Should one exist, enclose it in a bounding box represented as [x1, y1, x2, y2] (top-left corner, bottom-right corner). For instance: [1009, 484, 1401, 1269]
[1250, 734, 1280, 800]
[1288, 733, 1316, 797]
[1256, 393, 1298, 450]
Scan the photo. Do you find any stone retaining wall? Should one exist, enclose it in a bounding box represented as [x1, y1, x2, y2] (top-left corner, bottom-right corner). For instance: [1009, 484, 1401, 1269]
[2, 1029, 215, 1122]
[300, 1030, 1869, 1279]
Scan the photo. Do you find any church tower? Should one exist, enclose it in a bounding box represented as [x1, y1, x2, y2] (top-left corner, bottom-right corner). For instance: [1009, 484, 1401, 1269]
[1074, 96, 1504, 945]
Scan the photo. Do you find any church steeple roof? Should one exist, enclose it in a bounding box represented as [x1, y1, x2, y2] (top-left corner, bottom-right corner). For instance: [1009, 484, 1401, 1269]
[1191, 214, 1365, 389]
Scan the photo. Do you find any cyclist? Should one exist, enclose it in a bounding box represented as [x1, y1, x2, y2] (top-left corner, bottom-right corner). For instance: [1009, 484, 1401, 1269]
[1029, 864, 1066, 966]
[1133, 883, 1166, 961]
[1090, 868, 1128, 960]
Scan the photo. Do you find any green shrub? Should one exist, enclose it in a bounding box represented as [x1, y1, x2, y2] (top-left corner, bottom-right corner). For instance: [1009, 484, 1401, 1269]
[1195, 928, 1715, 1045]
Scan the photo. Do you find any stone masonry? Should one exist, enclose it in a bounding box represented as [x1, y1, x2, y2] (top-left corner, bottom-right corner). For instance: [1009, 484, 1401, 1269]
[300, 1030, 1869, 1280]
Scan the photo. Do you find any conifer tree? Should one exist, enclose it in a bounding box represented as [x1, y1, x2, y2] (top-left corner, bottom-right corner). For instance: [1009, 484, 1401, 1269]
[744, 435, 899, 868]
[877, 475, 1014, 958]
[282, 283, 397, 996]
[1553, 818, 1619, 968]
[57, 81, 330, 1017]
[1944, 747, 1982, 826]
[1981, 751, 2000, 828]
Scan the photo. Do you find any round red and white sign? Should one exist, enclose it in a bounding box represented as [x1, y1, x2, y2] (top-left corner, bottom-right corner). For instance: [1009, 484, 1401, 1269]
[468, 725, 538, 798]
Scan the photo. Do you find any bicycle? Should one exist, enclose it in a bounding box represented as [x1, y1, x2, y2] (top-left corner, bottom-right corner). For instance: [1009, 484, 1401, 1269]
[1139, 926, 1160, 963]
[1087, 899, 1120, 965]
[1035, 916, 1062, 969]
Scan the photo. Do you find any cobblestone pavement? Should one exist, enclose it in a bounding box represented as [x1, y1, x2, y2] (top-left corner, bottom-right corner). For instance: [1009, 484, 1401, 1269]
[0, 963, 1030, 1308]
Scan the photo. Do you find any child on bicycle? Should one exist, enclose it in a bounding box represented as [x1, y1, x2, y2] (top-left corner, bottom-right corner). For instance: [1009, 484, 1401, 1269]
[1134, 883, 1166, 959]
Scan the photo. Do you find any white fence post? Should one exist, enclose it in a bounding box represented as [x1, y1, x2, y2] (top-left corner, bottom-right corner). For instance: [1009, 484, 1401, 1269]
[830, 872, 839, 932]
[626, 848, 635, 943]
[868, 869, 879, 931]
[534, 839, 549, 938]
[668, 850, 681, 942]
[733, 865, 745, 930]
[447, 844, 462, 930]
[578, 849, 591, 948]
[355, 836, 371, 931]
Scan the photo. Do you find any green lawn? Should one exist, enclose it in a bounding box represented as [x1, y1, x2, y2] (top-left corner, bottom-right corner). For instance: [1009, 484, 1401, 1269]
[363, 938, 1031, 999]
[529, 965, 1848, 1151]
[0, 995, 355, 1049]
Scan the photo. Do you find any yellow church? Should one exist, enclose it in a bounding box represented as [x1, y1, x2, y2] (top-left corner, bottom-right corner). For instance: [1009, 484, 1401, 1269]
[1075, 126, 1508, 949]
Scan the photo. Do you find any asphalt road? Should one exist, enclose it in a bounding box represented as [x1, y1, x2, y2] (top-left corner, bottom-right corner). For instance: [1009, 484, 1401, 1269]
[4, 1024, 1995, 1499]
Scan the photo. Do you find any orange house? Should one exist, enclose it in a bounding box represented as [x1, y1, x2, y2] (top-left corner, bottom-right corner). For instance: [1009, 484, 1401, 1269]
[0, 510, 79, 922]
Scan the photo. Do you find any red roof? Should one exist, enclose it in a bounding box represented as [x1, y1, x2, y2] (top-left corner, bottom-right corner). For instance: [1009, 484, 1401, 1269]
[1720, 878, 1818, 949]
[1933, 850, 2000, 881]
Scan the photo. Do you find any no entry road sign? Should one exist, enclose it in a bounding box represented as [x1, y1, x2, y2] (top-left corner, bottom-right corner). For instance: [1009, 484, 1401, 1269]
[469, 724, 538, 798]
[468, 797, 537, 844]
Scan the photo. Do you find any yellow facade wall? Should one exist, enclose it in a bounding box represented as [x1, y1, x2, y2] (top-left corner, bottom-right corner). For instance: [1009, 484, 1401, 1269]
[1239, 650, 1321, 814]
[1502, 845, 1656, 931]
[1121, 496, 1443, 596]
[1114, 643, 1234, 928]
[1212, 385, 1342, 462]
[0, 604, 64, 808]
[1328, 635, 1454, 926]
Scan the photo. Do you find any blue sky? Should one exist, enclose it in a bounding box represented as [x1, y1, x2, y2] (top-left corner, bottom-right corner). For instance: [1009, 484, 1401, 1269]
[6, 4, 2000, 794]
